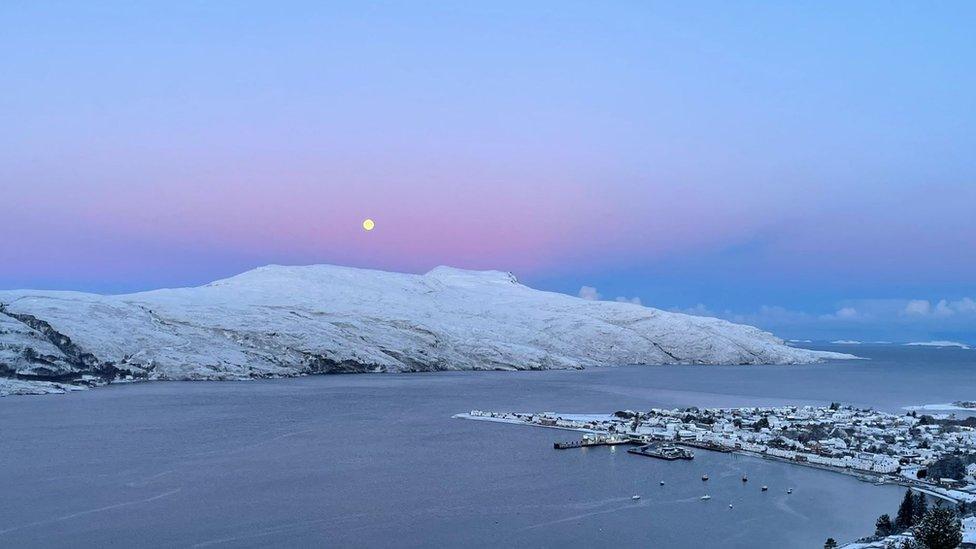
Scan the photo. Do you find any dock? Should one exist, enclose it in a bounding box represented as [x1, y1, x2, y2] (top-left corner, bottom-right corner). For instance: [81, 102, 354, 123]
[627, 443, 695, 461]
[553, 435, 633, 449]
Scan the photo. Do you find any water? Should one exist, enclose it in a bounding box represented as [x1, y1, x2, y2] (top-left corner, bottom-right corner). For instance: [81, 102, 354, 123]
[1, 345, 973, 548]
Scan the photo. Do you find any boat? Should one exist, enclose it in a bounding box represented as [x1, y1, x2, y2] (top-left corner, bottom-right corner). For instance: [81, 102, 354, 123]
[729, 503, 733, 509]
[761, 486, 768, 491]
[741, 476, 748, 482]
[787, 489, 793, 494]
[659, 481, 665, 486]
[702, 474, 709, 481]
[632, 495, 641, 501]
[701, 495, 711, 500]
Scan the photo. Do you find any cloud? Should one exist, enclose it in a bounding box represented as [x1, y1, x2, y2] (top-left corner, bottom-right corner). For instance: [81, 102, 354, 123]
[899, 298, 976, 317]
[954, 297, 976, 313]
[904, 299, 931, 315]
[670, 304, 718, 317]
[578, 286, 601, 301]
[666, 296, 976, 343]
[615, 296, 642, 305]
[931, 298, 976, 316]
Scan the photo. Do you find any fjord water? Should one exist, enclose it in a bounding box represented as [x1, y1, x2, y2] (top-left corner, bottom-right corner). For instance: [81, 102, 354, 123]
[1, 345, 973, 548]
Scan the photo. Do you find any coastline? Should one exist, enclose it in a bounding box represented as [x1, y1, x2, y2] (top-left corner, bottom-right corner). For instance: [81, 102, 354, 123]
[454, 412, 971, 505]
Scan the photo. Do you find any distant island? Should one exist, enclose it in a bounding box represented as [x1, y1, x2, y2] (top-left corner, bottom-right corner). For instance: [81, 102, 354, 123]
[904, 341, 972, 350]
[0, 264, 855, 396]
[905, 401, 976, 413]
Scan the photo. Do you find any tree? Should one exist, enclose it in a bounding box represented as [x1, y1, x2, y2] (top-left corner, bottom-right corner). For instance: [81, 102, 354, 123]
[896, 489, 916, 529]
[928, 455, 966, 481]
[913, 507, 962, 549]
[913, 493, 928, 524]
[876, 513, 895, 537]
[823, 538, 838, 549]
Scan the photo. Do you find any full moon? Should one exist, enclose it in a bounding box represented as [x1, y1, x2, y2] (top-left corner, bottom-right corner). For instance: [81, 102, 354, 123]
[362, 218, 375, 231]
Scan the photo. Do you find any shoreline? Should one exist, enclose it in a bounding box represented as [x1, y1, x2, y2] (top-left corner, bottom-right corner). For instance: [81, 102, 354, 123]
[454, 413, 967, 504]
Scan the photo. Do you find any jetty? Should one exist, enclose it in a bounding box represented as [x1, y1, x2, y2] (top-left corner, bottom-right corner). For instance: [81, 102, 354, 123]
[553, 434, 631, 450]
[627, 443, 695, 461]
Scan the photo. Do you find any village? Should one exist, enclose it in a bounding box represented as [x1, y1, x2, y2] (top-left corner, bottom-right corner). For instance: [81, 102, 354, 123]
[462, 404, 976, 504]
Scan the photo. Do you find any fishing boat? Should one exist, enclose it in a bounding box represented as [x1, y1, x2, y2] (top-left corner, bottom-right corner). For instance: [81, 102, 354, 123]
[632, 495, 641, 501]
[700, 495, 711, 500]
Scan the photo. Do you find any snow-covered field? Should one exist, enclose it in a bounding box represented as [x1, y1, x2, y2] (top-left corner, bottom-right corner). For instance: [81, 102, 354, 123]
[0, 264, 854, 395]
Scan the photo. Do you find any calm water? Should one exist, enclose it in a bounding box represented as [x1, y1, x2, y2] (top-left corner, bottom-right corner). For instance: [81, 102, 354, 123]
[1, 345, 973, 548]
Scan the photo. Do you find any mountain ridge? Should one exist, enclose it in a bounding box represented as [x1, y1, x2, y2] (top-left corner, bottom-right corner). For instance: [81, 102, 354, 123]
[0, 263, 856, 395]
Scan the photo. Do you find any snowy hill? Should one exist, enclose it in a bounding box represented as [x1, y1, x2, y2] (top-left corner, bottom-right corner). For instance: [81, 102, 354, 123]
[0, 264, 854, 395]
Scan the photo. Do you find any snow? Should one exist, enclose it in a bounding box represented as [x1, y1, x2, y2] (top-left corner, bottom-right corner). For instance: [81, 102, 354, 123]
[844, 515, 976, 548]
[904, 340, 971, 349]
[0, 264, 856, 392]
[0, 378, 83, 396]
[964, 516, 976, 545]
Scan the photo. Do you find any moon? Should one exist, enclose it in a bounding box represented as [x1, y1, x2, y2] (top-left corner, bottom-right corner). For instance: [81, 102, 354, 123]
[362, 218, 375, 231]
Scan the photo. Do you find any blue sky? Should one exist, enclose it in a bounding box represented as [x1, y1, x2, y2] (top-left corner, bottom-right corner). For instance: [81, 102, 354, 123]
[2, 2, 974, 342]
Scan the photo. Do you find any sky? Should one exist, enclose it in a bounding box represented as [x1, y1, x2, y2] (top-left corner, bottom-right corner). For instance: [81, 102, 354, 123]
[2, 2, 974, 343]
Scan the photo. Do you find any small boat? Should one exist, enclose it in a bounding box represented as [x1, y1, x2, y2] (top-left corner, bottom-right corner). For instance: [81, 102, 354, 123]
[700, 495, 711, 500]
[741, 476, 748, 482]
[761, 486, 768, 491]
[659, 481, 665, 486]
[702, 474, 709, 481]
[632, 495, 641, 501]
[787, 489, 793, 494]
[729, 503, 733, 509]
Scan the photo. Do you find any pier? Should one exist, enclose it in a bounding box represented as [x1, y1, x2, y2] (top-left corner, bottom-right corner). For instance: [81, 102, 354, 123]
[553, 434, 633, 449]
[627, 443, 695, 461]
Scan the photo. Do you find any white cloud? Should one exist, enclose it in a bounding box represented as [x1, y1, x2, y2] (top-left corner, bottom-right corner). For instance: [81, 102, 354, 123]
[671, 304, 717, 317]
[662, 296, 974, 343]
[929, 297, 976, 316]
[904, 300, 931, 315]
[577, 286, 601, 301]
[576, 287, 642, 306]
[954, 297, 976, 313]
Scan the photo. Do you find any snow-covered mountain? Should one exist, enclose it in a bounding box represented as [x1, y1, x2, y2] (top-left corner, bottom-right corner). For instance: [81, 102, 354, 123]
[0, 264, 855, 395]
